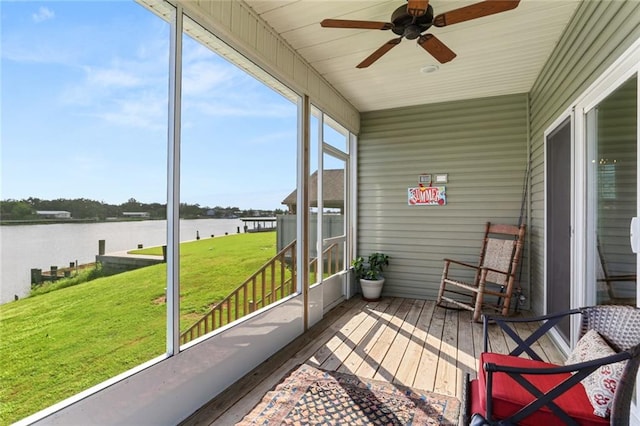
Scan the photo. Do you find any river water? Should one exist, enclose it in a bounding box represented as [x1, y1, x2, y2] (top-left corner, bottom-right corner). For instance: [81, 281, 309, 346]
[0, 219, 244, 304]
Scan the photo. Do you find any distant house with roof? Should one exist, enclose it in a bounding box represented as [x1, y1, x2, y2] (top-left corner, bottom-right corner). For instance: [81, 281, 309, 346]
[122, 212, 150, 219]
[281, 169, 344, 214]
[278, 169, 345, 254]
[36, 210, 71, 219]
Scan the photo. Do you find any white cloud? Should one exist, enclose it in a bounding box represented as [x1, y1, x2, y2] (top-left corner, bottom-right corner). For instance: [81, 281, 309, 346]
[246, 130, 296, 146]
[182, 61, 237, 97]
[84, 66, 142, 88]
[195, 100, 294, 118]
[60, 55, 168, 130]
[89, 95, 167, 131]
[32, 7, 55, 23]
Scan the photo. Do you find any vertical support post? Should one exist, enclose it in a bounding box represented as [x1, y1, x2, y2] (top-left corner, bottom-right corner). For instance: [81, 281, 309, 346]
[298, 95, 310, 331]
[166, 5, 183, 356]
[347, 132, 358, 299]
[317, 111, 324, 288]
[98, 239, 106, 256]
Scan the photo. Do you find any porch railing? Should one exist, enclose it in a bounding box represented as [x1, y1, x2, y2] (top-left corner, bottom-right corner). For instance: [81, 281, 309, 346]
[180, 240, 343, 345]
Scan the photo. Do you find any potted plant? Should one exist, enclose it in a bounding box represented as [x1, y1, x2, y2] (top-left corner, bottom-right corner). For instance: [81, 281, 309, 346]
[352, 252, 389, 301]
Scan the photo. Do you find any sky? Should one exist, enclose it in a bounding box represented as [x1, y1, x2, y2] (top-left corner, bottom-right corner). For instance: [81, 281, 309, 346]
[0, 1, 303, 210]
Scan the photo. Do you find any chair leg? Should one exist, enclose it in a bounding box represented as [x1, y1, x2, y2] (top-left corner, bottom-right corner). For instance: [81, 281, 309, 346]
[473, 271, 488, 322]
[437, 261, 451, 305]
[500, 280, 515, 316]
[461, 372, 471, 426]
[500, 295, 510, 317]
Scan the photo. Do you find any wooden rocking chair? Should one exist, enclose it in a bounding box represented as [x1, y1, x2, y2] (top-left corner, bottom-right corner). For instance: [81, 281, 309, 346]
[436, 222, 526, 322]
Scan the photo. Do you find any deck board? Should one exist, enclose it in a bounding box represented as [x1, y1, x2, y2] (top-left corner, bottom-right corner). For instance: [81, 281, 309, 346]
[182, 297, 565, 426]
[352, 298, 404, 377]
[394, 299, 435, 387]
[357, 298, 411, 379]
[457, 310, 478, 395]
[413, 297, 445, 392]
[378, 299, 424, 384]
[434, 308, 459, 396]
[336, 299, 392, 374]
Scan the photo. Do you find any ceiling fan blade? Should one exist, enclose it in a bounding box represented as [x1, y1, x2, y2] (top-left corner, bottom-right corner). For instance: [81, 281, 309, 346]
[321, 19, 393, 30]
[407, 0, 429, 17]
[417, 34, 456, 63]
[433, 0, 520, 27]
[356, 38, 402, 68]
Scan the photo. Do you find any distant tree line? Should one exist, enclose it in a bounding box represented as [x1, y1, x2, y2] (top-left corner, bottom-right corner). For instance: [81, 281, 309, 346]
[0, 197, 286, 221]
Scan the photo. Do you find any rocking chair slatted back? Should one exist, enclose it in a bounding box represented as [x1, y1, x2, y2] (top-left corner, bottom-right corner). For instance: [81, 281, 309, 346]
[482, 238, 516, 285]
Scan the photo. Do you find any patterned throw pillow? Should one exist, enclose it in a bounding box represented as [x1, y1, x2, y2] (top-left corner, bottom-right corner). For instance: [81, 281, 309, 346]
[565, 329, 627, 418]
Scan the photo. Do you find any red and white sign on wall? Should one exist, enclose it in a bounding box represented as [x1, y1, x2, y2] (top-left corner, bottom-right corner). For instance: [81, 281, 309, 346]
[408, 186, 446, 206]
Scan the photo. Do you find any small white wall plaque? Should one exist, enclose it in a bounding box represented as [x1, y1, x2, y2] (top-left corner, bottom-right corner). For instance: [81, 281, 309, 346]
[435, 174, 448, 183]
[419, 174, 432, 185]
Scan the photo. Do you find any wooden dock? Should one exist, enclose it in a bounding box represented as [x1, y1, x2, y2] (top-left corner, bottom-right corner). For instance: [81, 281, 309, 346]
[31, 262, 96, 284]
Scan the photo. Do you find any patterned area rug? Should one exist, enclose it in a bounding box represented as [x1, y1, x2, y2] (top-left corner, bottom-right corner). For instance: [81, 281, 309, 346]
[236, 363, 460, 425]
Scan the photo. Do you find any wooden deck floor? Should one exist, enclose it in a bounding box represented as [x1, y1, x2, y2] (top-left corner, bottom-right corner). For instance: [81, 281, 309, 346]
[182, 297, 565, 425]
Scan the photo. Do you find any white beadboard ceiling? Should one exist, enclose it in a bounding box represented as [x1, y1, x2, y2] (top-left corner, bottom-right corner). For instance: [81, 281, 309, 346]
[243, 0, 581, 112]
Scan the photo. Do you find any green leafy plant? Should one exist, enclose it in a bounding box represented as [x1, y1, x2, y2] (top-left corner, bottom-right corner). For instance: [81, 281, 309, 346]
[352, 252, 389, 280]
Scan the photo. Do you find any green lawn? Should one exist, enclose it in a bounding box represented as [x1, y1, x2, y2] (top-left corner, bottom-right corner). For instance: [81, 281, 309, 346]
[0, 232, 276, 424]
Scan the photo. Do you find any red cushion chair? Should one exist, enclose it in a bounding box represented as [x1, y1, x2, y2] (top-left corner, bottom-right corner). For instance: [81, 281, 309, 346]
[477, 353, 608, 426]
[464, 305, 640, 426]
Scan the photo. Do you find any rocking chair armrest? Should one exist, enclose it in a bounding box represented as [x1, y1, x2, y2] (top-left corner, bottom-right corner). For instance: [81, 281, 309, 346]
[443, 258, 479, 270]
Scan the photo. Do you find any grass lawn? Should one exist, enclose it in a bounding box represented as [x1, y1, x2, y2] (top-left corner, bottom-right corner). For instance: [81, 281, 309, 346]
[0, 232, 276, 424]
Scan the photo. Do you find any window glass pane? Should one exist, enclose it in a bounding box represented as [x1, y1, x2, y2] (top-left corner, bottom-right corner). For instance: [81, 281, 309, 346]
[323, 115, 348, 152]
[0, 2, 169, 422]
[178, 17, 298, 344]
[309, 108, 321, 285]
[322, 154, 346, 277]
[587, 76, 637, 305]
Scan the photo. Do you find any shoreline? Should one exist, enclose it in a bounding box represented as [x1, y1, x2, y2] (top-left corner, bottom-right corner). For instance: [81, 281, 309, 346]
[0, 218, 247, 304]
[0, 217, 239, 226]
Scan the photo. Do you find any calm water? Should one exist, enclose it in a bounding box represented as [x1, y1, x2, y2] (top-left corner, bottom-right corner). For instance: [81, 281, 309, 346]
[0, 219, 243, 304]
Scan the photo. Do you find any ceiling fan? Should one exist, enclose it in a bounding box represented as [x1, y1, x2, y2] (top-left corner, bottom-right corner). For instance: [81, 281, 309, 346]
[320, 0, 520, 68]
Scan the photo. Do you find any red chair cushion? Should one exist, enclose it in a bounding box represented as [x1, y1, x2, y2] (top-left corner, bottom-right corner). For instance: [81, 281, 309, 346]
[475, 353, 609, 426]
[470, 378, 484, 417]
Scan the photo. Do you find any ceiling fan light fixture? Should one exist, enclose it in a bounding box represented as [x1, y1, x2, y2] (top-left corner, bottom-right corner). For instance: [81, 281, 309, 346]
[420, 64, 439, 74]
[320, 0, 520, 68]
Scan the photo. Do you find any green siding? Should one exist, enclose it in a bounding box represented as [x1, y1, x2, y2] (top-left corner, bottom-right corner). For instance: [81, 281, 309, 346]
[529, 0, 640, 314]
[358, 94, 529, 300]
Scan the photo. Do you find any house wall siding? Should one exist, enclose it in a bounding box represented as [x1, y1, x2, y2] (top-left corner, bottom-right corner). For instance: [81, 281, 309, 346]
[528, 0, 640, 314]
[358, 94, 529, 300]
[174, 0, 360, 133]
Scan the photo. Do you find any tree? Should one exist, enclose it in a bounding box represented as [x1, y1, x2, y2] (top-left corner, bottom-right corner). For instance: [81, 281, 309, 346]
[0, 200, 35, 220]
